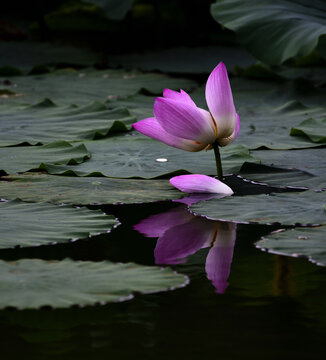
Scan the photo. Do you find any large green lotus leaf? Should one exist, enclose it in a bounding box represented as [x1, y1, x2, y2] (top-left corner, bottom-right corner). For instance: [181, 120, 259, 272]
[253, 148, 326, 177]
[0, 259, 187, 309]
[41, 135, 258, 178]
[86, 0, 133, 20]
[0, 199, 117, 248]
[0, 100, 134, 146]
[239, 163, 326, 190]
[0, 68, 197, 105]
[0, 42, 101, 72]
[0, 141, 90, 175]
[256, 226, 326, 266]
[239, 147, 326, 190]
[107, 93, 154, 120]
[290, 118, 326, 144]
[210, 0, 326, 65]
[191, 190, 326, 225]
[0, 173, 181, 205]
[106, 46, 256, 74]
[234, 101, 326, 150]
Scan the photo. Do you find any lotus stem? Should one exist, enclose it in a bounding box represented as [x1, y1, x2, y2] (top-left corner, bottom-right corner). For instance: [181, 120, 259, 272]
[213, 141, 223, 180]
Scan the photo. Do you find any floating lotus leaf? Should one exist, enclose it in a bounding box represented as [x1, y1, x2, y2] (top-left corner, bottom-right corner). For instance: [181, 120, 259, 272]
[0, 259, 188, 309]
[0, 173, 181, 205]
[252, 148, 326, 177]
[0, 69, 197, 105]
[290, 118, 326, 144]
[236, 101, 326, 150]
[239, 163, 325, 191]
[256, 226, 326, 266]
[0, 141, 90, 175]
[0, 199, 117, 248]
[191, 190, 326, 225]
[40, 135, 258, 178]
[239, 148, 326, 189]
[0, 100, 135, 146]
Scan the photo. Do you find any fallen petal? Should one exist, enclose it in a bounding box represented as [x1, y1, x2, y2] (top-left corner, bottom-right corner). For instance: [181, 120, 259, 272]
[170, 174, 234, 195]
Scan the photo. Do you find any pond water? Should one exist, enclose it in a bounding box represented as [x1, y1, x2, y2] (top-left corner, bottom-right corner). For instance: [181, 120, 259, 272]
[0, 186, 325, 359]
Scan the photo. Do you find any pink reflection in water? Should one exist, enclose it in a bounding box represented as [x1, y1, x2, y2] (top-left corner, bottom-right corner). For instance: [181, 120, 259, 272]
[134, 206, 236, 294]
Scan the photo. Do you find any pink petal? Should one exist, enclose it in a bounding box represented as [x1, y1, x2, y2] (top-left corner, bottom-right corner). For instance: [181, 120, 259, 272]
[132, 117, 206, 152]
[134, 206, 193, 238]
[218, 113, 241, 147]
[163, 88, 197, 107]
[154, 97, 216, 145]
[205, 62, 236, 139]
[154, 216, 216, 265]
[170, 174, 234, 195]
[205, 222, 236, 293]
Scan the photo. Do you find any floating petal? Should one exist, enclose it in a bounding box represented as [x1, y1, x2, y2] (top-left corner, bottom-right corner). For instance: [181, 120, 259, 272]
[170, 174, 234, 195]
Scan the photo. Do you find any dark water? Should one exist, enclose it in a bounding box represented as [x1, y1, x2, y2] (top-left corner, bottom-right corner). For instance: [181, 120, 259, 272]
[0, 189, 325, 360]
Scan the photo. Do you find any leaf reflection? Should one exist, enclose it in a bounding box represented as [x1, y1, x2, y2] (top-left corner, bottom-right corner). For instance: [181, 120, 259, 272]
[134, 205, 236, 294]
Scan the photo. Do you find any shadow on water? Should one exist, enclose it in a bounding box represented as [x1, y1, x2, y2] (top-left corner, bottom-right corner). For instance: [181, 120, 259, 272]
[0, 178, 325, 360]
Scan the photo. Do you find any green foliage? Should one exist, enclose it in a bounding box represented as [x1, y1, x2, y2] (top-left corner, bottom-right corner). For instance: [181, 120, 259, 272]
[0, 173, 182, 205]
[290, 118, 326, 143]
[0, 100, 134, 146]
[257, 226, 326, 266]
[0, 259, 187, 309]
[0, 69, 197, 105]
[36, 136, 258, 178]
[191, 191, 326, 225]
[0, 141, 90, 175]
[0, 199, 117, 248]
[211, 0, 326, 65]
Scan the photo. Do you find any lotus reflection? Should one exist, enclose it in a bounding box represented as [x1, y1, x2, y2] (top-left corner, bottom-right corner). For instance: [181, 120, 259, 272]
[134, 206, 236, 293]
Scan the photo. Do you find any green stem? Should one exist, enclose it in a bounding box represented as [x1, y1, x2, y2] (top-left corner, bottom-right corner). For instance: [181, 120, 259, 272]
[212, 142, 223, 180]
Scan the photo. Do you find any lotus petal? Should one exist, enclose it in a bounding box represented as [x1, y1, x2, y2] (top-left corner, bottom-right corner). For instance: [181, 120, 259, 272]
[205, 62, 236, 139]
[132, 117, 206, 152]
[170, 174, 234, 195]
[154, 97, 216, 144]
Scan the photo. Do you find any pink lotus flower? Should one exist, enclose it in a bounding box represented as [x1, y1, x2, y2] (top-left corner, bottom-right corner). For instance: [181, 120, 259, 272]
[132, 62, 240, 152]
[134, 206, 237, 294]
